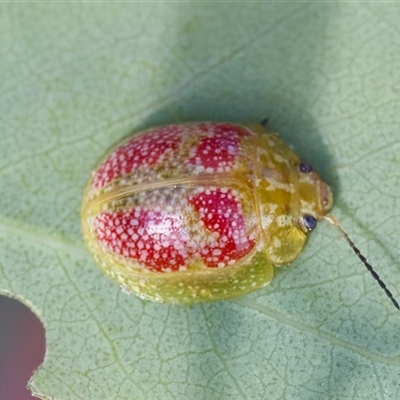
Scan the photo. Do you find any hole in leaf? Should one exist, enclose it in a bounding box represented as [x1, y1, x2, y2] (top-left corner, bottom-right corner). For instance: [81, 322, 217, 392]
[0, 296, 45, 400]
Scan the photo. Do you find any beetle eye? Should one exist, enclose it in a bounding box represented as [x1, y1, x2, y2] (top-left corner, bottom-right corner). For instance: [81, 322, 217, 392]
[298, 162, 313, 173]
[302, 215, 317, 231]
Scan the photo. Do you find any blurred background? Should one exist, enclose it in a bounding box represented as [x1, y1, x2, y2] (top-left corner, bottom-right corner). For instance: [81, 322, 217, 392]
[0, 296, 45, 400]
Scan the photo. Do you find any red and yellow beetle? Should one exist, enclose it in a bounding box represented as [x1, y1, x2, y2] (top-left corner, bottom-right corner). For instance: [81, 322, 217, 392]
[81, 121, 398, 308]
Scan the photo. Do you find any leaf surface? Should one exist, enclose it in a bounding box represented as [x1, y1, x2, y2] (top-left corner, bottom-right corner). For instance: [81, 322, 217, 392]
[1, 3, 400, 399]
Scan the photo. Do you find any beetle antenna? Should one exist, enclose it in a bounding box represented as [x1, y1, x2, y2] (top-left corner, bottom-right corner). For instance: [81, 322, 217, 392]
[324, 214, 399, 311]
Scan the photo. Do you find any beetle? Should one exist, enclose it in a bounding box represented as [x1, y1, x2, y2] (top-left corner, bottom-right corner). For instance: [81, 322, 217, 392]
[81, 121, 399, 308]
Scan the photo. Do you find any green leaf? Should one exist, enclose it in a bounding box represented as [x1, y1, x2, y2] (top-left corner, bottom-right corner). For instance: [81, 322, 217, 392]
[1, 3, 400, 399]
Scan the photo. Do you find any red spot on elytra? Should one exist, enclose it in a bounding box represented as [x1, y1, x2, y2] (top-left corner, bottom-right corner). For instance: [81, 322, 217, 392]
[92, 125, 183, 190]
[95, 208, 195, 272]
[189, 188, 254, 267]
[94, 187, 254, 272]
[92, 123, 255, 271]
[187, 123, 249, 171]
